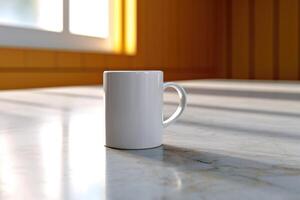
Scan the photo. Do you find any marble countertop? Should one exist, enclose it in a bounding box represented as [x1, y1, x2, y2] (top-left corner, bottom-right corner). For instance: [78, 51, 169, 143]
[0, 80, 300, 200]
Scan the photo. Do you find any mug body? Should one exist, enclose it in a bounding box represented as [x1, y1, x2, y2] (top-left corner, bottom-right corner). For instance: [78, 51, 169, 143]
[104, 71, 163, 149]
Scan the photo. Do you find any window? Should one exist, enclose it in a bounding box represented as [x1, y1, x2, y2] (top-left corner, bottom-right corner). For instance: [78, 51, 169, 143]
[0, 0, 63, 32]
[69, 0, 109, 38]
[0, 0, 115, 52]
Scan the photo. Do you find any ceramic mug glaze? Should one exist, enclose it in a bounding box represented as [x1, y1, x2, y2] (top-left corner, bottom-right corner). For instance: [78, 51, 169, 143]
[104, 70, 187, 149]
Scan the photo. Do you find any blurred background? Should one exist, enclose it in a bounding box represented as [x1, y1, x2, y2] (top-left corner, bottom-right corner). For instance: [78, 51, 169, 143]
[0, 0, 299, 89]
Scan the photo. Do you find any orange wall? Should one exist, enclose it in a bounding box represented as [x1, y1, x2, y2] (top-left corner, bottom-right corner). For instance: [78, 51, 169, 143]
[1, 0, 299, 90]
[217, 0, 300, 80]
[0, 0, 217, 89]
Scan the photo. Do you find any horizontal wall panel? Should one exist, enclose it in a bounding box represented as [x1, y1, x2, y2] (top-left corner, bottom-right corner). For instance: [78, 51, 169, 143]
[0, 48, 25, 68]
[25, 50, 56, 68]
[57, 52, 82, 68]
[82, 53, 108, 69]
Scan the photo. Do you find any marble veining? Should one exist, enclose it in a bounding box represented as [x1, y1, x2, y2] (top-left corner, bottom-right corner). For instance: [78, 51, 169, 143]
[0, 80, 300, 200]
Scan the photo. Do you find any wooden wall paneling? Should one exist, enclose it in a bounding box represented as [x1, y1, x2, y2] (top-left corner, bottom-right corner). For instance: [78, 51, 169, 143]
[211, 0, 218, 76]
[254, 0, 274, 79]
[123, 54, 134, 69]
[187, 0, 197, 71]
[231, 0, 250, 79]
[273, 0, 279, 79]
[106, 54, 131, 70]
[172, 0, 180, 71]
[191, 0, 202, 72]
[177, 0, 184, 71]
[279, 0, 299, 80]
[160, 0, 167, 69]
[25, 50, 56, 68]
[144, 0, 164, 69]
[81, 53, 108, 69]
[215, 0, 228, 78]
[164, 0, 180, 70]
[178, 0, 189, 71]
[56, 52, 82, 68]
[0, 48, 25, 68]
[299, 0, 300, 80]
[190, 0, 202, 72]
[249, 0, 255, 79]
[205, 0, 216, 72]
[226, 0, 233, 78]
[132, 0, 146, 67]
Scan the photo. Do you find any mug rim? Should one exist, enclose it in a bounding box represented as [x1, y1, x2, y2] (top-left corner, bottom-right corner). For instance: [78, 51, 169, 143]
[104, 70, 162, 74]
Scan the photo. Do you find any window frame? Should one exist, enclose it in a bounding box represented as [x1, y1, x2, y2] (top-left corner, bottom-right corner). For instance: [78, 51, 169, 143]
[0, 0, 115, 52]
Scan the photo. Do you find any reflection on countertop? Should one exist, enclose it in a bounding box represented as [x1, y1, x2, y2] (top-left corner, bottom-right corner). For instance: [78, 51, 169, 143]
[0, 80, 300, 200]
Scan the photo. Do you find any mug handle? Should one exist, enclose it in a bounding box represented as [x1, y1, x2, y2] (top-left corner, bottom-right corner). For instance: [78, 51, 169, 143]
[163, 82, 187, 127]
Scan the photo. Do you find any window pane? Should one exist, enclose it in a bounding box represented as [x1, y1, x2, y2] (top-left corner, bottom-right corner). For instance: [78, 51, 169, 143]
[70, 0, 109, 38]
[0, 0, 63, 32]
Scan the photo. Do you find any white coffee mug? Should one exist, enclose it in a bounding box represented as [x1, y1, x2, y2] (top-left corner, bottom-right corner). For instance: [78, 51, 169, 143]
[104, 70, 187, 149]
